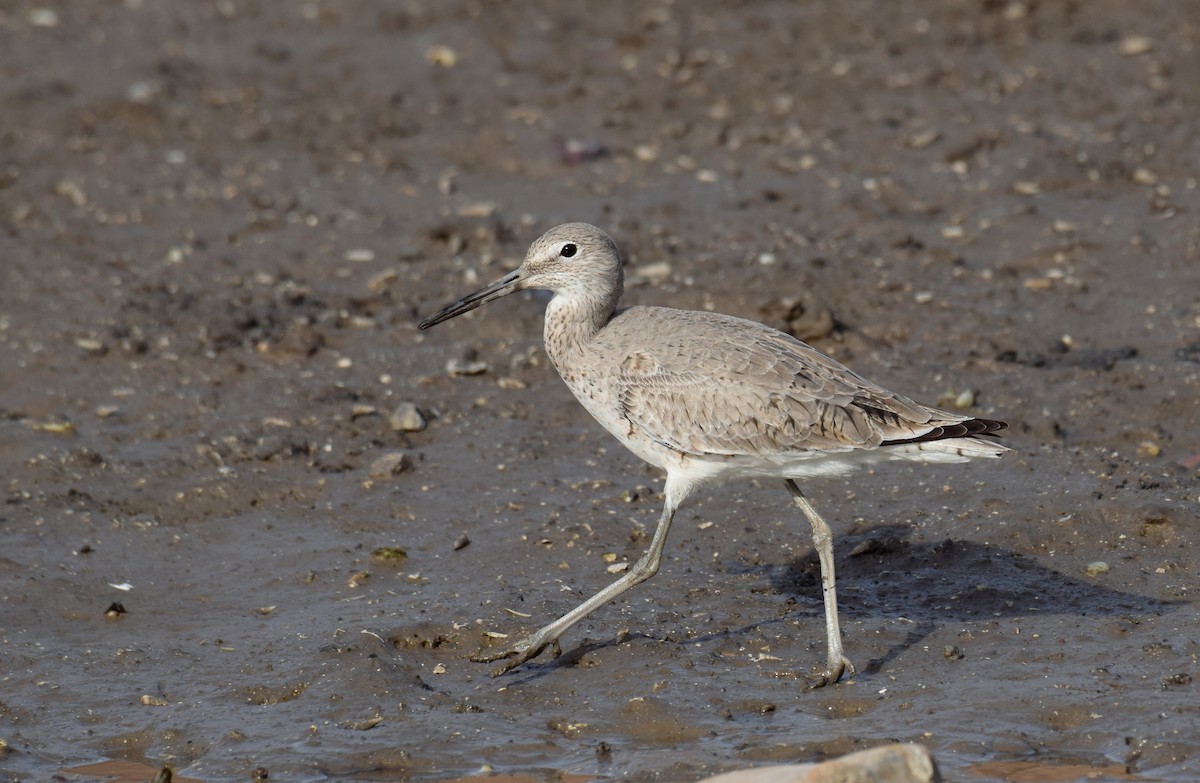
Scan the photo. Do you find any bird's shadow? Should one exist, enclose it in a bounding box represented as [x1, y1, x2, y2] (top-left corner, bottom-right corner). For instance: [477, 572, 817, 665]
[760, 522, 1178, 674]
[493, 523, 1181, 683]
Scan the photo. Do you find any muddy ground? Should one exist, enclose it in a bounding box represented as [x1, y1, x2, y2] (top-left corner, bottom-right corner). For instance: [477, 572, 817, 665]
[2, 1, 1198, 781]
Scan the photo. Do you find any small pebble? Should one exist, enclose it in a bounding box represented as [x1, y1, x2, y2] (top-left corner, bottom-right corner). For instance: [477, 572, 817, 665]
[367, 269, 398, 294]
[425, 45, 457, 67]
[369, 451, 413, 479]
[347, 571, 371, 588]
[126, 80, 162, 104]
[344, 248, 375, 263]
[632, 261, 672, 285]
[140, 694, 169, 707]
[1085, 561, 1110, 577]
[389, 402, 426, 432]
[457, 201, 496, 218]
[447, 359, 488, 377]
[1137, 441, 1161, 459]
[74, 337, 106, 354]
[55, 180, 87, 206]
[1132, 167, 1158, 186]
[452, 533, 470, 551]
[371, 546, 408, 563]
[906, 128, 940, 149]
[1118, 35, 1154, 56]
[27, 8, 59, 27]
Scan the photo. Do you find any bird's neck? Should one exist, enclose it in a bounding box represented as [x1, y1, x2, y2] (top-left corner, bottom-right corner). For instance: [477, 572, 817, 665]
[542, 287, 619, 371]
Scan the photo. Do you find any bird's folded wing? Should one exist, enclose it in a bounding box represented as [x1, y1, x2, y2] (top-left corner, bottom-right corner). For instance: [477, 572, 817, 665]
[613, 326, 946, 457]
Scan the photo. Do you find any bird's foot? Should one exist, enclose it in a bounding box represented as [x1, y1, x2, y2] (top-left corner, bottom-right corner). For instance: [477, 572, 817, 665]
[471, 634, 562, 676]
[805, 655, 856, 689]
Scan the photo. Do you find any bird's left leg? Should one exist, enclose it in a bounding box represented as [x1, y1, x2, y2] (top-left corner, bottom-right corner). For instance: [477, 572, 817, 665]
[474, 475, 690, 675]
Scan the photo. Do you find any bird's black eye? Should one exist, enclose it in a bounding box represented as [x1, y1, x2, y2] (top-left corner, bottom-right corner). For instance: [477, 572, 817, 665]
[560, 243, 577, 258]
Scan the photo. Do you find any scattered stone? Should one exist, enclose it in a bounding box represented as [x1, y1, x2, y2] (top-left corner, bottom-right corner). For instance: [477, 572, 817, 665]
[344, 248, 376, 263]
[27, 8, 59, 27]
[347, 570, 371, 588]
[389, 402, 427, 432]
[938, 389, 976, 409]
[371, 546, 408, 563]
[369, 451, 413, 478]
[457, 201, 496, 218]
[452, 533, 470, 551]
[943, 644, 965, 661]
[1136, 441, 1161, 459]
[906, 128, 941, 149]
[695, 743, 939, 783]
[1085, 561, 1110, 577]
[351, 403, 377, 419]
[31, 419, 75, 435]
[760, 298, 835, 342]
[634, 144, 659, 161]
[74, 337, 107, 354]
[367, 269, 398, 293]
[126, 79, 163, 104]
[446, 358, 488, 376]
[140, 694, 169, 707]
[1012, 180, 1041, 195]
[557, 138, 606, 165]
[496, 376, 527, 390]
[849, 539, 884, 557]
[55, 179, 87, 206]
[630, 260, 672, 286]
[1132, 167, 1158, 186]
[1003, 1, 1029, 21]
[342, 713, 383, 730]
[425, 45, 457, 67]
[104, 602, 127, 619]
[1118, 35, 1154, 56]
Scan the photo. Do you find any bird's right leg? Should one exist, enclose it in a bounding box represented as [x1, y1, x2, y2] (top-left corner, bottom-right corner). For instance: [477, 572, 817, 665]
[785, 479, 856, 687]
[474, 478, 686, 676]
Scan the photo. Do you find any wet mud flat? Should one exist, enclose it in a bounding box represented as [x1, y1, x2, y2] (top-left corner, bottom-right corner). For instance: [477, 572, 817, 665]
[1, 1, 1198, 781]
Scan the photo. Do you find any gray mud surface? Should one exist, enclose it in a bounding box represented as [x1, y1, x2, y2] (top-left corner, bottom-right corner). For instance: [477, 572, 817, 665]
[2, 2, 1198, 781]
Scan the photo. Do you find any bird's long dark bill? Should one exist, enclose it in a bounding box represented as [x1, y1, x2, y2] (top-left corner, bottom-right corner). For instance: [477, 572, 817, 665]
[418, 268, 525, 330]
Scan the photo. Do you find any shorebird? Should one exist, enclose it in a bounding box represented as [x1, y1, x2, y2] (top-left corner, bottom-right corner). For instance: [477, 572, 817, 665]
[419, 223, 1008, 685]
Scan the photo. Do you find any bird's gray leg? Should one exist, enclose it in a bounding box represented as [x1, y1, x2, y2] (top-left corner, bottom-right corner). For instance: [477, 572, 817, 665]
[785, 479, 856, 687]
[474, 477, 687, 676]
